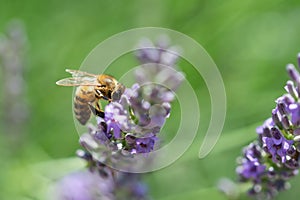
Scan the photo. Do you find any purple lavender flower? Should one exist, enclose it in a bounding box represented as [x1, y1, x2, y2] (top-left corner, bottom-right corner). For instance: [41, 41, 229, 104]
[236, 143, 266, 180]
[236, 54, 300, 199]
[256, 118, 274, 136]
[134, 136, 157, 154]
[80, 84, 174, 158]
[0, 20, 29, 138]
[238, 160, 266, 180]
[104, 102, 132, 139]
[72, 150, 149, 200]
[123, 84, 171, 131]
[237, 142, 298, 199]
[135, 36, 180, 66]
[115, 172, 150, 200]
[55, 150, 151, 200]
[54, 169, 115, 200]
[81, 37, 183, 158]
[262, 134, 293, 163]
[135, 37, 184, 94]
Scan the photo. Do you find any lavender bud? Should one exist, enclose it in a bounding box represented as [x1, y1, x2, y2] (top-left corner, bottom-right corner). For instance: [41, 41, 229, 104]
[281, 115, 290, 130]
[125, 134, 136, 145]
[162, 102, 171, 118]
[272, 110, 282, 129]
[281, 170, 298, 179]
[285, 159, 299, 169]
[287, 146, 297, 157]
[281, 94, 295, 105]
[285, 80, 298, 99]
[294, 128, 300, 135]
[277, 103, 287, 115]
[287, 64, 300, 82]
[263, 127, 272, 137]
[296, 81, 300, 98]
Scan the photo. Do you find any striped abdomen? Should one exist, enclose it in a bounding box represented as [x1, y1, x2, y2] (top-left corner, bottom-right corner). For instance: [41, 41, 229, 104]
[74, 86, 96, 125]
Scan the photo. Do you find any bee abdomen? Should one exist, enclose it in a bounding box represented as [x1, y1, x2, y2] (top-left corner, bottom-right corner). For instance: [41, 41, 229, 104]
[75, 108, 91, 125]
[73, 86, 95, 125]
[74, 100, 91, 125]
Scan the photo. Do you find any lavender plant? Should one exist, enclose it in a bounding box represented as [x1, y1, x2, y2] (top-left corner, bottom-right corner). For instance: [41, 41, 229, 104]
[55, 150, 149, 200]
[236, 54, 300, 199]
[0, 20, 28, 137]
[56, 37, 184, 200]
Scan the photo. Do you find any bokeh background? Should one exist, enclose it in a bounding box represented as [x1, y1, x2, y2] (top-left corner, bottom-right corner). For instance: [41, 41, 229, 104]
[1, 0, 300, 199]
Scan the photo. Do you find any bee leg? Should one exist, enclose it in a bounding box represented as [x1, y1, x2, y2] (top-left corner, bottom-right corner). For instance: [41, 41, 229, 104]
[101, 96, 110, 101]
[88, 102, 105, 118]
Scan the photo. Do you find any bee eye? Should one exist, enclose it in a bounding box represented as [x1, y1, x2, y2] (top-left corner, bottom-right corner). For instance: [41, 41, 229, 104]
[112, 90, 121, 101]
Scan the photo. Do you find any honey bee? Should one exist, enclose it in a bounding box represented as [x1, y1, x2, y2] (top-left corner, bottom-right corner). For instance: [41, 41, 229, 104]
[56, 69, 126, 125]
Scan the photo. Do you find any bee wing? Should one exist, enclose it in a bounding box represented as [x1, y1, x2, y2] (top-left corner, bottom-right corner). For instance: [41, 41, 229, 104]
[56, 77, 99, 86]
[56, 69, 100, 86]
[65, 69, 98, 78]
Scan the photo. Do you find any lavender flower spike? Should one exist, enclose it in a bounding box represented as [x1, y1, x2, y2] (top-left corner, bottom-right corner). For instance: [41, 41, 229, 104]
[236, 54, 300, 199]
[57, 36, 183, 200]
[73, 36, 183, 197]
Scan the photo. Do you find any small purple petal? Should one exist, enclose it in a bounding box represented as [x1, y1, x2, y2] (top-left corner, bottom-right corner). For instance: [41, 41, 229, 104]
[272, 110, 282, 129]
[135, 136, 157, 154]
[289, 103, 300, 126]
[270, 128, 283, 145]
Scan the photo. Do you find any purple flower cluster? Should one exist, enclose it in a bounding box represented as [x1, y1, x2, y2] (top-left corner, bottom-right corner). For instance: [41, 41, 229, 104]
[236, 54, 300, 199]
[236, 143, 266, 181]
[80, 37, 183, 161]
[60, 37, 183, 200]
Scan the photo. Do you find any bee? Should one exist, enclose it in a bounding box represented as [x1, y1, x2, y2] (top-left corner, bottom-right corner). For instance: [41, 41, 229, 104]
[56, 69, 126, 125]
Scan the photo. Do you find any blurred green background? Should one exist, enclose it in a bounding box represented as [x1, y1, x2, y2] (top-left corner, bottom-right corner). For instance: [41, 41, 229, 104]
[1, 0, 300, 199]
